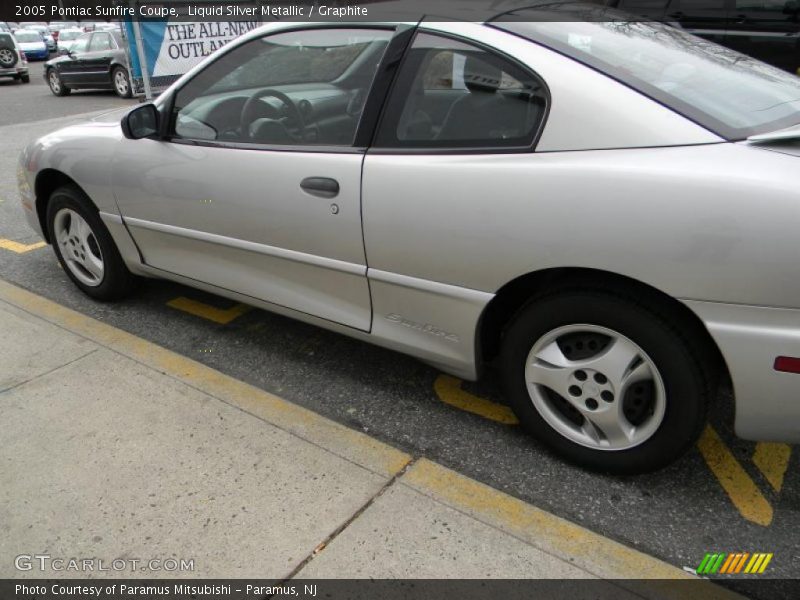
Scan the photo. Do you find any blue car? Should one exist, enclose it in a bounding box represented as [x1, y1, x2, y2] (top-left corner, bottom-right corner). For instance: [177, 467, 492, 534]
[13, 30, 49, 60]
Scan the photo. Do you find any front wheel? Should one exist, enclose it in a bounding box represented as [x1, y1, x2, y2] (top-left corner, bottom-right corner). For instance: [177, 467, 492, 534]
[112, 66, 131, 98]
[46, 185, 136, 301]
[499, 289, 711, 474]
[47, 69, 70, 96]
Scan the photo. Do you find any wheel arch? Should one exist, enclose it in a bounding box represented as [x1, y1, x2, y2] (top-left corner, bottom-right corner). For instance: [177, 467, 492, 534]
[34, 169, 96, 243]
[477, 267, 732, 390]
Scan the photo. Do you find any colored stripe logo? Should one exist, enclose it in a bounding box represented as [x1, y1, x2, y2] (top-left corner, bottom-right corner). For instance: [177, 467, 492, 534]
[696, 552, 773, 575]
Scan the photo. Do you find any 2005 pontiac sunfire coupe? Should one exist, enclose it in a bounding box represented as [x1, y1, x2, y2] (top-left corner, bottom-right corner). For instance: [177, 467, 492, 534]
[17, 4, 800, 473]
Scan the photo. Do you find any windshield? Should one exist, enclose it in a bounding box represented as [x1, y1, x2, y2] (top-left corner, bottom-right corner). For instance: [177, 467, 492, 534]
[496, 19, 800, 140]
[59, 30, 81, 41]
[14, 31, 42, 43]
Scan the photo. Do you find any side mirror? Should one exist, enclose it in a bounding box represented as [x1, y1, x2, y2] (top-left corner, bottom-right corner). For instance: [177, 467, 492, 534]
[121, 103, 159, 140]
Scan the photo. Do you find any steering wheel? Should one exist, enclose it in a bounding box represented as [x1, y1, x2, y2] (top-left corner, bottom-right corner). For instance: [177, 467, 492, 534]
[240, 89, 306, 141]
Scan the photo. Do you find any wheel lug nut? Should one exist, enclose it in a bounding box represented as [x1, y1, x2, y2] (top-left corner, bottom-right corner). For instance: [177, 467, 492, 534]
[585, 398, 598, 410]
[601, 391, 614, 403]
[575, 370, 587, 381]
[568, 385, 582, 397]
[594, 373, 607, 384]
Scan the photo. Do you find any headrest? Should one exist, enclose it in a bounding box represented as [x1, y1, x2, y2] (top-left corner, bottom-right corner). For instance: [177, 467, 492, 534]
[463, 55, 502, 93]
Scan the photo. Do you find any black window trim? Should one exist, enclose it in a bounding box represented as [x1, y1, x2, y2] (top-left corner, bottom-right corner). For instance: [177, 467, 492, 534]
[367, 27, 552, 156]
[160, 23, 409, 154]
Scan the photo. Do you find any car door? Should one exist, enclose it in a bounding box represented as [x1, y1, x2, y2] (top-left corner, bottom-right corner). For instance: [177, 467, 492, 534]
[57, 32, 91, 86]
[112, 26, 398, 331]
[725, 0, 800, 73]
[83, 31, 115, 85]
[361, 27, 550, 361]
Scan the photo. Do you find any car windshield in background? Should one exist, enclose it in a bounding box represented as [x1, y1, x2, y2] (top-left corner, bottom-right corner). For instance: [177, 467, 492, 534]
[58, 30, 81, 41]
[14, 31, 42, 43]
[496, 18, 800, 140]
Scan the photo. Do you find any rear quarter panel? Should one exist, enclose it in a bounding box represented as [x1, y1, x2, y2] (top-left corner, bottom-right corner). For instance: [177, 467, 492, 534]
[362, 142, 800, 309]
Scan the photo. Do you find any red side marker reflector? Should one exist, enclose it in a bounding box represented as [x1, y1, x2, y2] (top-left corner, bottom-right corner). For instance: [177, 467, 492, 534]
[774, 356, 800, 374]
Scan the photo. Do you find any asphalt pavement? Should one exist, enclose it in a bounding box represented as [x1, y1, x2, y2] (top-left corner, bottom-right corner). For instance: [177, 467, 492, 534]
[0, 59, 797, 597]
[0, 59, 135, 127]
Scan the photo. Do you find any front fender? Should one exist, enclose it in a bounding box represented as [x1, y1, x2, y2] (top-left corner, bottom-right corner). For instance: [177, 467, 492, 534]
[25, 111, 128, 217]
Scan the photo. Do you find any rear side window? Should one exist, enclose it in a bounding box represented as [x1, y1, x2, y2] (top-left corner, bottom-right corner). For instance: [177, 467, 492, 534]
[497, 18, 800, 139]
[88, 33, 113, 52]
[374, 33, 548, 150]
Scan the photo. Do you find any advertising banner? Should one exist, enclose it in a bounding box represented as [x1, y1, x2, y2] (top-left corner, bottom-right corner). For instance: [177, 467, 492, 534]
[124, 16, 261, 97]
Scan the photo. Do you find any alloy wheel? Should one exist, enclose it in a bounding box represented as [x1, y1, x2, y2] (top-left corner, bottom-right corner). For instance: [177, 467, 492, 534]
[524, 324, 666, 451]
[53, 208, 104, 287]
[114, 69, 129, 96]
[49, 71, 61, 94]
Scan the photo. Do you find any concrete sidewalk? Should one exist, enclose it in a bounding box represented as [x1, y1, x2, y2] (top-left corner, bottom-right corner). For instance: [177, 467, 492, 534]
[0, 280, 733, 598]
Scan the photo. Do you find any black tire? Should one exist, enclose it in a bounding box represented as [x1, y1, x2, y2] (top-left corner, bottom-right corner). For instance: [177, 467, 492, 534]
[47, 68, 70, 96]
[21, 73, 30, 84]
[46, 185, 136, 301]
[499, 288, 711, 474]
[111, 66, 132, 98]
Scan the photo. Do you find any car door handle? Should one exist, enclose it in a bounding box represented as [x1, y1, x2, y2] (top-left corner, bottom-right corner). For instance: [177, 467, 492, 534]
[300, 177, 339, 199]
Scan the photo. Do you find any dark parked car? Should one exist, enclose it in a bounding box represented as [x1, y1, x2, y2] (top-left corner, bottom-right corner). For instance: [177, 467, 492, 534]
[44, 30, 132, 97]
[598, 0, 800, 74]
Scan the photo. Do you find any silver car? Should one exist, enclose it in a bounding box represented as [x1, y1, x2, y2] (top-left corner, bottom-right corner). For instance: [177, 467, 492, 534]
[17, 13, 800, 473]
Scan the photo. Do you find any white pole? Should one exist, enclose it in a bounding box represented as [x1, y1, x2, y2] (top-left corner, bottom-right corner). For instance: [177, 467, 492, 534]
[130, 2, 153, 100]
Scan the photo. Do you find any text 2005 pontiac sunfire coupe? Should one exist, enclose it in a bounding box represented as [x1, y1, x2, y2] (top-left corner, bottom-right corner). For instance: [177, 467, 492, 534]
[17, 7, 800, 473]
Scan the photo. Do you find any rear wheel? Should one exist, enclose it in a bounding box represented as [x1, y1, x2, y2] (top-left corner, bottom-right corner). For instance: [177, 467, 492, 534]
[499, 289, 711, 474]
[21, 73, 30, 83]
[112, 66, 131, 98]
[47, 69, 70, 96]
[46, 185, 136, 301]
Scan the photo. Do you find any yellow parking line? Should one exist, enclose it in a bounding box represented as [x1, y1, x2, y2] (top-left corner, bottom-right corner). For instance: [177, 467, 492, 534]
[167, 296, 251, 325]
[0, 239, 46, 254]
[433, 374, 519, 425]
[697, 425, 773, 527]
[753, 442, 792, 492]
